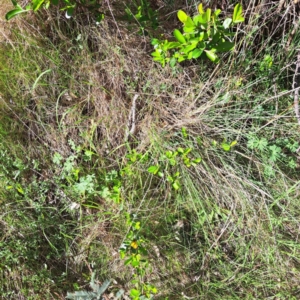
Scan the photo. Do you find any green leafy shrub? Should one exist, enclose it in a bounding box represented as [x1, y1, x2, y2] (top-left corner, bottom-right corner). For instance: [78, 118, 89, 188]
[5, 0, 104, 21]
[151, 3, 244, 66]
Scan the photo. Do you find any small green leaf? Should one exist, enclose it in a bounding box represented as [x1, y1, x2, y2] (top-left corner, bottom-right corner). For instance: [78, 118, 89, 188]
[177, 147, 184, 154]
[214, 9, 221, 17]
[5, 8, 27, 20]
[221, 143, 231, 151]
[182, 42, 198, 54]
[181, 127, 188, 138]
[66, 6, 75, 19]
[130, 289, 140, 297]
[223, 18, 232, 29]
[205, 49, 219, 62]
[192, 48, 203, 58]
[230, 140, 238, 147]
[170, 57, 177, 67]
[96, 13, 105, 23]
[198, 3, 204, 14]
[185, 16, 195, 28]
[205, 8, 211, 22]
[16, 184, 24, 195]
[32, 0, 45, 11]
[172, 181, 180, 190]
[148, 165, 160, 175]
[177, 10, 188, 23]
[232, 3, 244, 23]
[193, 158, 202, 164]
[167, 41, 181, 49]
[174, 29, 186, 44]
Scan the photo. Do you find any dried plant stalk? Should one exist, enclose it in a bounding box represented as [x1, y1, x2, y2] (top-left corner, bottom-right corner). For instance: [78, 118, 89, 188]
[293, 50, 300, 125]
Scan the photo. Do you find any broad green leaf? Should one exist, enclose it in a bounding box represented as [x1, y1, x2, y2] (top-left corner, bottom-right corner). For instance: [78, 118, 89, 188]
[5, 8, 27, 20]
[214, 40, 234, 52]
[205, 49, 219, 62]
[51, 0, 59, 4]
[185, 16, 195, 28]
[174, 29, 186, 44]
[232, 3, 244, 23]
[198, 3, 204, 14]
[192, 48, 203, 58]
[32, 0, 45, 11]
[223, 18, 232, 29]
[177, 10, 188, 23]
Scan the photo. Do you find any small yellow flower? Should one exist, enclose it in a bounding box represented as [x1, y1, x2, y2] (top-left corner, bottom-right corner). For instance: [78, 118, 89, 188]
[130, 241, 138, 249]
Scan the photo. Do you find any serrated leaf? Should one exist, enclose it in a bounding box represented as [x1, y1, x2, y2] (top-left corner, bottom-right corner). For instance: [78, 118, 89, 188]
[232, 3, 244, 23]
[177, 10, 188, 23]
[174, 29, 186, 44]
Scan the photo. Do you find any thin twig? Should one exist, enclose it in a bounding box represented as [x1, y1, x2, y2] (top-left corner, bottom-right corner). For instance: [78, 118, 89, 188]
[125, 94, 139, 142]
[293, 50, 300, 125]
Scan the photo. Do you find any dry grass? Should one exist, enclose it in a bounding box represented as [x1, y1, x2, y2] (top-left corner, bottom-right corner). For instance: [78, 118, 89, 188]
[1, 0, 300, 299]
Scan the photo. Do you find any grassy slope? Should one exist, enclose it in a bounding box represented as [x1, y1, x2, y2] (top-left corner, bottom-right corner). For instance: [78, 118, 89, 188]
[0, 0, 300, 299]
